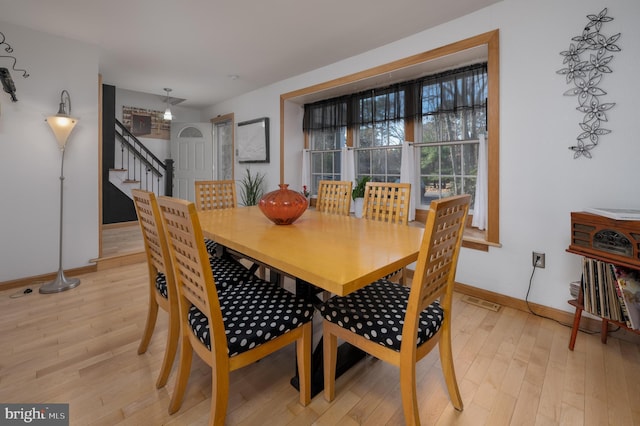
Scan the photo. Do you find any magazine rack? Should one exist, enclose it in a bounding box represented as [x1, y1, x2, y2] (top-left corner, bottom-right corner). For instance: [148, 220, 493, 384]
[566, 212, 640, 350]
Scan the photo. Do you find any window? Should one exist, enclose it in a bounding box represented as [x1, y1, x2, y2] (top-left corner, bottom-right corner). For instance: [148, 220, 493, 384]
[417, 64, 487, 208]
[305, 64, 487, 206]
[353, 86, 406, 183]
[286, 30, 500, 248]
[303, 98, 347, 194]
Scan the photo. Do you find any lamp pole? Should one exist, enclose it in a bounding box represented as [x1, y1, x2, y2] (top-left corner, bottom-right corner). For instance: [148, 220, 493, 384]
[40, 90, 80, 294]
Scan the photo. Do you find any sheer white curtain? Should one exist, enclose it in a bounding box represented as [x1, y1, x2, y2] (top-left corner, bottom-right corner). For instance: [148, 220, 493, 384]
[472, 134, 487, 230]
[400, 142, 416, 221]
[301, 149, 310, 194]
[341, 146, 355, 212]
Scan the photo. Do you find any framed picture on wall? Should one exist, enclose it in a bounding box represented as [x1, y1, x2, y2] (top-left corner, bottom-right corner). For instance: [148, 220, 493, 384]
[237, 117, 269, 163]
[122, 106, 170, 139]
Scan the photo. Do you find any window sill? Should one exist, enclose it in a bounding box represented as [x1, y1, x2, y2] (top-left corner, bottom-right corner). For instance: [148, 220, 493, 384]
[409, 219, 499, 252]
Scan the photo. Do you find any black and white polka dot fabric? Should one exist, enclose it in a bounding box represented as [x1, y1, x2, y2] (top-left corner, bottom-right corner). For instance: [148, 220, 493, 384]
[319, 279, 444, 351]
[187, 279, 314, 357]
[155, 272, 168, 299]
[204, 238, 218, 257]
[154, 256, 251, 300]
[209, 256, 254, 290]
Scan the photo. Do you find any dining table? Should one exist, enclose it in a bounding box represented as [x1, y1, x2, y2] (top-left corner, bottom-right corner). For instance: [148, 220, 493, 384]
[198, 205, 424, 296]
[197, 205, 425, 395]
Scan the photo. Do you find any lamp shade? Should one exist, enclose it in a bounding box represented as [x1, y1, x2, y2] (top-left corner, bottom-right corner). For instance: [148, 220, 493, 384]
[46, 115, 78, 149]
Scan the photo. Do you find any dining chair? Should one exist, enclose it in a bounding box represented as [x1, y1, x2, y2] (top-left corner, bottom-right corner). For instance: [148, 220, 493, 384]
[361, 181, 411, 224]
[131, 189, 180, 389]
[157, 196, 314, 425]
[316, 180, 352, 216]
[320, 194, 470, 426]
[194, 179, 264, 278]
[362, 181, 412, 283]
[133, 190, 255, 389]
[194, 180, 237, 257]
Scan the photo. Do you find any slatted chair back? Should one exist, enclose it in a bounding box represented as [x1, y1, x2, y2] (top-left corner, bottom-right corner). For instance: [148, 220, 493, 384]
[406, 193, 470, 339]
[158, 197, 224, 341]
[195, 180, 237, 211]
[133, 189, 172, 283]
[131, 189, 179, 388]
[316, 180, 352, 216]
[362, 182, 411, 224]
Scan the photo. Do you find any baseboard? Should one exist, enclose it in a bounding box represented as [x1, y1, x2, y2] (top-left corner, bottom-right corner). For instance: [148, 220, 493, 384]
[453, 281, 577, 324]
[0, 264, 97, 292]
[404, 267, 616, 336]
[92, 251, 146, 270]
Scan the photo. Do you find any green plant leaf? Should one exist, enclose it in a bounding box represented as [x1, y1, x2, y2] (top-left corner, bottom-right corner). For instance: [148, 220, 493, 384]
[238, 169, 265, 206]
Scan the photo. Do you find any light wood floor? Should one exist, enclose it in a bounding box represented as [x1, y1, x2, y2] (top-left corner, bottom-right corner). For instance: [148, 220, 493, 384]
[2, 261, 639, 425]
[101, 223, 144, 258]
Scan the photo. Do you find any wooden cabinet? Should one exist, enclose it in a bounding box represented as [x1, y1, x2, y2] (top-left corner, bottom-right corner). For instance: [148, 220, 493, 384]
[566, 212, 640, 350]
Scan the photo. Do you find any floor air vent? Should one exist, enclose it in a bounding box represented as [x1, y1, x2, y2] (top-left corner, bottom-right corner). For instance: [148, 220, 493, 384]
[461, 295, 501, 312]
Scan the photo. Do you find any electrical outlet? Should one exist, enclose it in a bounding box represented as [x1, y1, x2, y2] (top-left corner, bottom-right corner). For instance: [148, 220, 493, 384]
[532, 252, 545, 268]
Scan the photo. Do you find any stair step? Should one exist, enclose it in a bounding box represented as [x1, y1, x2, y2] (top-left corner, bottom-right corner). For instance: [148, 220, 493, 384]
[122, 179, 140, 184]
[110, 168, 127, 172]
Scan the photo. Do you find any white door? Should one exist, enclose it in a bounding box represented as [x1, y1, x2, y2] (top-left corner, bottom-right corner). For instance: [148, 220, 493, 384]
[170, 122, 213, 201]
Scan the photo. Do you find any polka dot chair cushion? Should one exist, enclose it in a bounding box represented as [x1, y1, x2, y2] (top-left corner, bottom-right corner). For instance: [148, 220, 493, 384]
[154, 256, 252, 300]
[210, 256, 254, 290]
[187, 279, 315, 357]
[204, 238, 218, 257]
[155, 272, 168, 299]
[319, 279, 444, 352]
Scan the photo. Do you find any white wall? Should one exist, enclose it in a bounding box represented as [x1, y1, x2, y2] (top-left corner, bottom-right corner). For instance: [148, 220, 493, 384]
[0, 21, 99, 282]
[204, 0, 640, 313]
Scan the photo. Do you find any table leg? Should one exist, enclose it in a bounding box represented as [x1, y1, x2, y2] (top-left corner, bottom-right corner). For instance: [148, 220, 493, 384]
[291, 336, 365, 398]
[290, 278, 366, 398]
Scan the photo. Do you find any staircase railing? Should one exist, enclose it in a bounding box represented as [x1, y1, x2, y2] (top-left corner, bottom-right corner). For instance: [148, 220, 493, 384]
[114, 119, 173, 196]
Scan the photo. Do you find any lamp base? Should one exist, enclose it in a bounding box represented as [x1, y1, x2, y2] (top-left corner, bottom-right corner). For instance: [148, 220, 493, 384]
[39, 269, 81, 294]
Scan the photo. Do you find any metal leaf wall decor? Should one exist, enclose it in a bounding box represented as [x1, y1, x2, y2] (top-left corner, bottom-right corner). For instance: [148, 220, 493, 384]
[557, 8, 621, 159]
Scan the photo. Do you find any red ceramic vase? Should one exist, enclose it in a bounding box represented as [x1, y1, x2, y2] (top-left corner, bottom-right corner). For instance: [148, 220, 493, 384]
[258, 184, 309, 225]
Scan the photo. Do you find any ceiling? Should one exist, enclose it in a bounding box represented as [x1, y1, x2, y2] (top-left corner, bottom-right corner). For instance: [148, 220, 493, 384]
[1, 0, 501, 109]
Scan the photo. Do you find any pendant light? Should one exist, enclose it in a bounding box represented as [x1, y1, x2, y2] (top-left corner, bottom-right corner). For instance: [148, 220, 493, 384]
[163, 88, 173, 121]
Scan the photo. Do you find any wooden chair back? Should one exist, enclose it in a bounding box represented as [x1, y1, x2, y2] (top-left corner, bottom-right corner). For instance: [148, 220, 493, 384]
[362, 182, 411, 224]
[132, 189, 173, 284]
[131, 189, 179, 388]
[194, 180, 237, 211]
[316, 180, 352, 216]
[157, 197, 226, 350]
[405, 194, 470, 340]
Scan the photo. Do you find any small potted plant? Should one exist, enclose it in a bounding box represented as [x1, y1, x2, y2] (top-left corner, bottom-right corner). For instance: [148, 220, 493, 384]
[238, 168, 265, 206]
[352, 176, 371, 218]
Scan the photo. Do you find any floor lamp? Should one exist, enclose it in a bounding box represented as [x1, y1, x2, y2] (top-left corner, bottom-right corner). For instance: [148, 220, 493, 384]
[40, 90, 80, 294]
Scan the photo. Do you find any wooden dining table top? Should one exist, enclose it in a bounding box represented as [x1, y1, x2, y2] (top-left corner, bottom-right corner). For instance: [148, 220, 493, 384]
[198, 206, 424, 296]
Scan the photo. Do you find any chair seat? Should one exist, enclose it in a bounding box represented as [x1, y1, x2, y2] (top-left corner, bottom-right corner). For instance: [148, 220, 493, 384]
[155, 256, 253, 300]
[155, 272, 169, 299]
[210, 255, 255, 290]
[319, 279, 443, 351]
[204, 238, 218, 257]
[188, 280, 314, 357]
